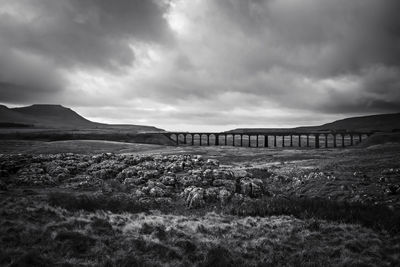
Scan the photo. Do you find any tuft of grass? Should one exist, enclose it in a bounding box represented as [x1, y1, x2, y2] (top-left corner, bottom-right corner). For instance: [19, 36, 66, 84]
[91, 218, 114, 235]
[227, 196, 400, 233]
[2, 193, 400, 266]
[47, 192, 172, 213]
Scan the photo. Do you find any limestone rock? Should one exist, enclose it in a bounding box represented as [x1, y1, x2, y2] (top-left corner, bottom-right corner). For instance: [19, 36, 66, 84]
[143, 170, 160, 180]
[178, 175, 202, 187]
[160, 175, 176, 186]
[212, 169, 234, 180]
[206, 159, 220, 166]
[204, 187, 219, 202]
[43, 162, 70, 181]
[183, 186, 205, 208]
[212, 179, 236, 192]
[218, 188, 232, 205]
[240, 178, 263, 198]
[149, 186, 167, 197]
[118, 167, 138, 180]
[231, 169, 249, 178]
[203, 169, 213, 179]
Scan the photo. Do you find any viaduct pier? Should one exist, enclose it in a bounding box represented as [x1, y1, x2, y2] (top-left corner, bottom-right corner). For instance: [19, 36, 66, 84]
[162, 131, 373, 148]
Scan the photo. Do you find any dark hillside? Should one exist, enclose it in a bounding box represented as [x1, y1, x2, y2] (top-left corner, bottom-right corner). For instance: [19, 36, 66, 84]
[12, 104, 97, 128]
[0, 105, 37, 125]
[302, 113, 400, 132]
[229, 113, 400, 133]
[0, 104, 164, 132]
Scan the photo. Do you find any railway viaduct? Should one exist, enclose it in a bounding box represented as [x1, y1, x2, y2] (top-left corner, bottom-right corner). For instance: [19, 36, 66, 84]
[161, 131, 373, 148]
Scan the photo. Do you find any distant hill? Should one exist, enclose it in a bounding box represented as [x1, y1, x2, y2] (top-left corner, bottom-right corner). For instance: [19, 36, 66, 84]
[0, 104, 164, 132]
[297, 113, 400, 132]
[229, 112, 400, 133]
[10, 104, 97, 128]
[0, 105, 36, 127]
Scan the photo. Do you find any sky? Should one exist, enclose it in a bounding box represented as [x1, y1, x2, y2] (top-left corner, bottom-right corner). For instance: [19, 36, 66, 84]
[0, 0, 399, 131]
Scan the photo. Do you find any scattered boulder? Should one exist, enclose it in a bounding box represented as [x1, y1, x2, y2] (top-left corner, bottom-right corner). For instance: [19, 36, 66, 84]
[167, 163, 183, 173]
[117, 167, 138, 180]
[203, 169, 214, 182]
[218, 188, 232, 205]
[92, 169, 117, 180]
[1, 153, 278, 204]
[212, 169, 231, 179]
[87, 160, 126, 180]
[43, 162, 70, 181]
[192, 156, 204, 165]
[204, 187, 219, 202]
[183, 186, 205, 208]
[178, 175, 202, 187]
[206, 159, 220, 166]
[231, 169, 249, 179]
[123, 178, 137, 187]
[133, 189, 146, 198]
[239, 178, 263, 198]
[149, 186, 167, 197]
[143, 170, 160, 180]
[160, 175, 176, 186]
[212, 179, 236, 192]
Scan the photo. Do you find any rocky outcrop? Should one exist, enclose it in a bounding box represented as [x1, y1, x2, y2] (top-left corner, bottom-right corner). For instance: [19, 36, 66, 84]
[3, 152, 397, 209]
[183, 186, 205, 208]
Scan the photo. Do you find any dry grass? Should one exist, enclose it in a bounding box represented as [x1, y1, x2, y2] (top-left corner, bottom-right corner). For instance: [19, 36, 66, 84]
[226, 196, 400, 233]
[1, 143, 400, 266]
[47, 191, 173, 214]
[1, 195, 399, 266]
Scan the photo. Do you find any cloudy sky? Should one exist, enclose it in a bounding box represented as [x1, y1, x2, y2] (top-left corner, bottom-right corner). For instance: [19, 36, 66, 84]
[0, 0, 399, 131]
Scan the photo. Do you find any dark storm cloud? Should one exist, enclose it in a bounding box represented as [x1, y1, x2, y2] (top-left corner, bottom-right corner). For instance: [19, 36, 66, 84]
[125, 0, 400, 116]
[214, 0, 400, 77]
[162, 0, 400, 117]
[320, 66, 400, 113]
[0, 0, 171, 103]
[0, 47, 66, 103]
[0, 0, 171, 70]
[1, 0, 400, 130]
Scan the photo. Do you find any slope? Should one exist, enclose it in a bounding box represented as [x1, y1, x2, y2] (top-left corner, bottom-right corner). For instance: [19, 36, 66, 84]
[0, 104, 164, 132]
[229, 112, 400, 133]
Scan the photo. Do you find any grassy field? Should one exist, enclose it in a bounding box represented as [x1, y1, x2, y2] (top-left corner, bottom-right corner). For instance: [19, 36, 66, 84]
[0, 140, 399, 266]
[0, 129, 174, 147]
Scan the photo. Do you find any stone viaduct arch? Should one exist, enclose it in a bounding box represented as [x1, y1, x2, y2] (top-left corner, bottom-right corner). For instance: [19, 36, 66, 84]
[163, 131, 372, 148]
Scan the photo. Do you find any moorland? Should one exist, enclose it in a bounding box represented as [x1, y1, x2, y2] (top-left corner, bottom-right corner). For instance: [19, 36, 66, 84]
[1, 105, 400, 266]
